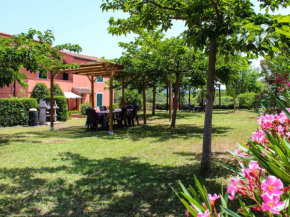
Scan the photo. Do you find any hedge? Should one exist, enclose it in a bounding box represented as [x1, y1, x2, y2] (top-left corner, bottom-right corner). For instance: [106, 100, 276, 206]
[0, 98, 38, 127]
[54, 96, 69, 121]
[237, 92, 259, 110]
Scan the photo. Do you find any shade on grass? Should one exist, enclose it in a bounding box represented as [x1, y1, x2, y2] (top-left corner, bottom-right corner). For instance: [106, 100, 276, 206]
[0, 110, 257, 216]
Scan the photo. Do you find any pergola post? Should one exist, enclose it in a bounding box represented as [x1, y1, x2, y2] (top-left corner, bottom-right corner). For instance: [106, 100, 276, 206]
[189, 87, 191, 106]
[219, 84, 221, 110]
[50, 73, 55, 131]
[143, 77, 147, 127]
[169, 80, 172, 121]
[90, 75, 95, 108]
[166, 84, 169, 114]
[109, 67, 114, 135]
[122, 78, 125, 107]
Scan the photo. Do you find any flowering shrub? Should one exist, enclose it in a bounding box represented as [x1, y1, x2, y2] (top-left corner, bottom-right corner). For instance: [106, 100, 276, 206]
[178, 100, 290, 216]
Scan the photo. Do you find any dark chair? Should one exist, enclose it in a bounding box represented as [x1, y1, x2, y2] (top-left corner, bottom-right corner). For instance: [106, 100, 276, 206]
[99, 106, 107, 111]
[127, 106, 139, 126]
[86, 107, 101, 131]
[116, 107, 128, 128]
[125, 105, 134, 109]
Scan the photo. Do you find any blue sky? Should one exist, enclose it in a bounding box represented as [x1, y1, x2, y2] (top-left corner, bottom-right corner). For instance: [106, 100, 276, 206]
[0, 0, 288, 62]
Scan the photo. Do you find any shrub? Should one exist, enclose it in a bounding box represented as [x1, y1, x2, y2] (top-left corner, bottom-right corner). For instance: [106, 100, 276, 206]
[80, 103, 92, 115]
[51, 83, 64, 96]
[107, 102, 120, 110]
[237, 92, 258, 109]
[68, 110, 81, 115]
[155, 102, 168, 110]
[0, 98, 38, 127]
[30, 82, 49, 103]
[177, 101, 290, 216]
[54, 96, 68, 121]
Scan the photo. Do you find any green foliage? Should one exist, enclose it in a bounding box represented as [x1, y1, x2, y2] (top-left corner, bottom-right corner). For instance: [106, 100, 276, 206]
[237, 92, 258, 109]
[0, 98, 38, 127]
[54, 96, 68, 122]
[80, 103, 92, 115]
[30, 82, 49, 103]
[68, 110, 81, 115]
[155, 102, 167, 110]
[107, 103, 120, 110]
[51, 83, 64, 96]
[0, 29, 82, 88]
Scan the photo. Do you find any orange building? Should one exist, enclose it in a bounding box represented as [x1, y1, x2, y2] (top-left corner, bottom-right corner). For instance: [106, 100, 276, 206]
[0, 32, 110, 111]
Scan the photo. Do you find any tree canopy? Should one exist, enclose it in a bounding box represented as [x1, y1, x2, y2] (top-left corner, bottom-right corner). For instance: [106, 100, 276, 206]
[0, 29, 82, 88]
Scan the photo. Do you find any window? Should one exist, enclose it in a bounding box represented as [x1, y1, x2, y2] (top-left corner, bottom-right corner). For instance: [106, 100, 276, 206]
[63, 73, 69, 81]
[38, 70, 47, 79]
[96, 93, 103, 107]
[97, 77, 103, 82]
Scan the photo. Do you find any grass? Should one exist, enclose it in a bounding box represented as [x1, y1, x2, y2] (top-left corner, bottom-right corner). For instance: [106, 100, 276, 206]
[0, 110, 258, 216]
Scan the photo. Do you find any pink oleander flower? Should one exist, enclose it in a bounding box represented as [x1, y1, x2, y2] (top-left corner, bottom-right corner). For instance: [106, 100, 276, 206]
[234, 149, 250, 157]
[257, 115, 275, 129]
[261, 176, 284, 198]
[251, 130, 267, 144]
[243, 161, 260, 178]
[227, 175, 240, 200]
[197, 209, 211, 217]
[208, 193, 220, 206]
[261, 193, 285, 214]
[278, 125, 285, 137]
[186, 210, 189, 217]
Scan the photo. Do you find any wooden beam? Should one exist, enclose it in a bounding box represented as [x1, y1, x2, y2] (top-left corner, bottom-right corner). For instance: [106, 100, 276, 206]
[122, 78, 125, 107]
[169, 80, 172, 121]
[143, 78, 147, 127]
[50, 73, 55, 131]
[109, 68, 114, 135]
[91, 75, 95, 107]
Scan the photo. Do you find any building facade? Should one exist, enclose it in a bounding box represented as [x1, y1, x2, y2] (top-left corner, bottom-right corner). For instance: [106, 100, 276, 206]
[0, 32, 110, 111]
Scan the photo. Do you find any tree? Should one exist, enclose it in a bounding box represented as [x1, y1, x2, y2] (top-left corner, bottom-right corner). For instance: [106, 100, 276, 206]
[51, 83, 65, 97]
[102, 0, 290, 174]
[30, 82, 50, 103]
[0, 29, 81, 88]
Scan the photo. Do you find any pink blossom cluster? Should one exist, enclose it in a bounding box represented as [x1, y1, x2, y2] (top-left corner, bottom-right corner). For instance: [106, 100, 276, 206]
[186, 194, 221, 217]
[251, 109, 290, 144]
[227, 161, 286, 215]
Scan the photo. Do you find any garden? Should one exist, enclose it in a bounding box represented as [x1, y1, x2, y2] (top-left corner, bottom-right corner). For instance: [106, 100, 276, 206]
[0, 0, 290, 216]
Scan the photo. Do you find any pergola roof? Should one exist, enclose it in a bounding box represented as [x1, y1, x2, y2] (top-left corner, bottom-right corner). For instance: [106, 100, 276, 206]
[63, 61, 124, 77]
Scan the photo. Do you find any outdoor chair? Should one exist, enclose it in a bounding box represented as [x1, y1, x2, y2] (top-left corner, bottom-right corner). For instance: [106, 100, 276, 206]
[127, 106, 139, 126]
[125, 105, 134, 109]
[116, 107, 128, 128]
[86, 107, 101, 131]
[99, 106, 107, 111]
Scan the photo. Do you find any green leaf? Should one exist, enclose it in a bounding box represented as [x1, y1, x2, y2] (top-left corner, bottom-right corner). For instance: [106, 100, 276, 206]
[220, 207, 241, 217]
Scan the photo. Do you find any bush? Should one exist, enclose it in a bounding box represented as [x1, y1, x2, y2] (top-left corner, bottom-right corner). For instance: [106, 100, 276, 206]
[68, 110, 81, 115]
[237, 92, 258, 109]
[80, 103, 92, 115]
[54, 96, 68, 121]
[177, 103, 290, 216]
[0, 98, 38, 127]
[51, 83, 64, 96]
[107, 102, 120, 110]
[30, 82, 49, 103]
[155, 102, 168, 110]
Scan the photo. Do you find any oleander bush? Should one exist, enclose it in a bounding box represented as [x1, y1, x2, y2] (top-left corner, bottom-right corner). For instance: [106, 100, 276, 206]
[178, 100, 290, 216]
[0, 98, 38, 127]
[54, 96, 68, 121]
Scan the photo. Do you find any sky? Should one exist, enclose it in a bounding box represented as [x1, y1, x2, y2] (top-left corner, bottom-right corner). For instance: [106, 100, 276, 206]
[0, 0, 289, 67]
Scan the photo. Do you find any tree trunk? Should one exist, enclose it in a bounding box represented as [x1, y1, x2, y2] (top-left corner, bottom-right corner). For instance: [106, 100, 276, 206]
[189, 88, 191, 106]
[50, 74, 55, 131]
[233, 90, 236, 113]
[152, 85, 156, 115]
[200, 38, 217, 175]
[171, 72, 181, 128]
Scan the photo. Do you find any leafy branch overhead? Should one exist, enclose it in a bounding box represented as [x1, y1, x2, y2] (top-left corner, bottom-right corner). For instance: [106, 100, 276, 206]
[0, 29, 82, 88]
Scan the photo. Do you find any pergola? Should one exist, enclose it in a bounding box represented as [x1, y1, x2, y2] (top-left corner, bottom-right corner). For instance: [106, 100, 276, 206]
[49, 61, 124, 135]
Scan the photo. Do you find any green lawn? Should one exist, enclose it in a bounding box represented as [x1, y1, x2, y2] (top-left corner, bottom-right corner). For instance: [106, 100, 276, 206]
[0, 110, 258, 216]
